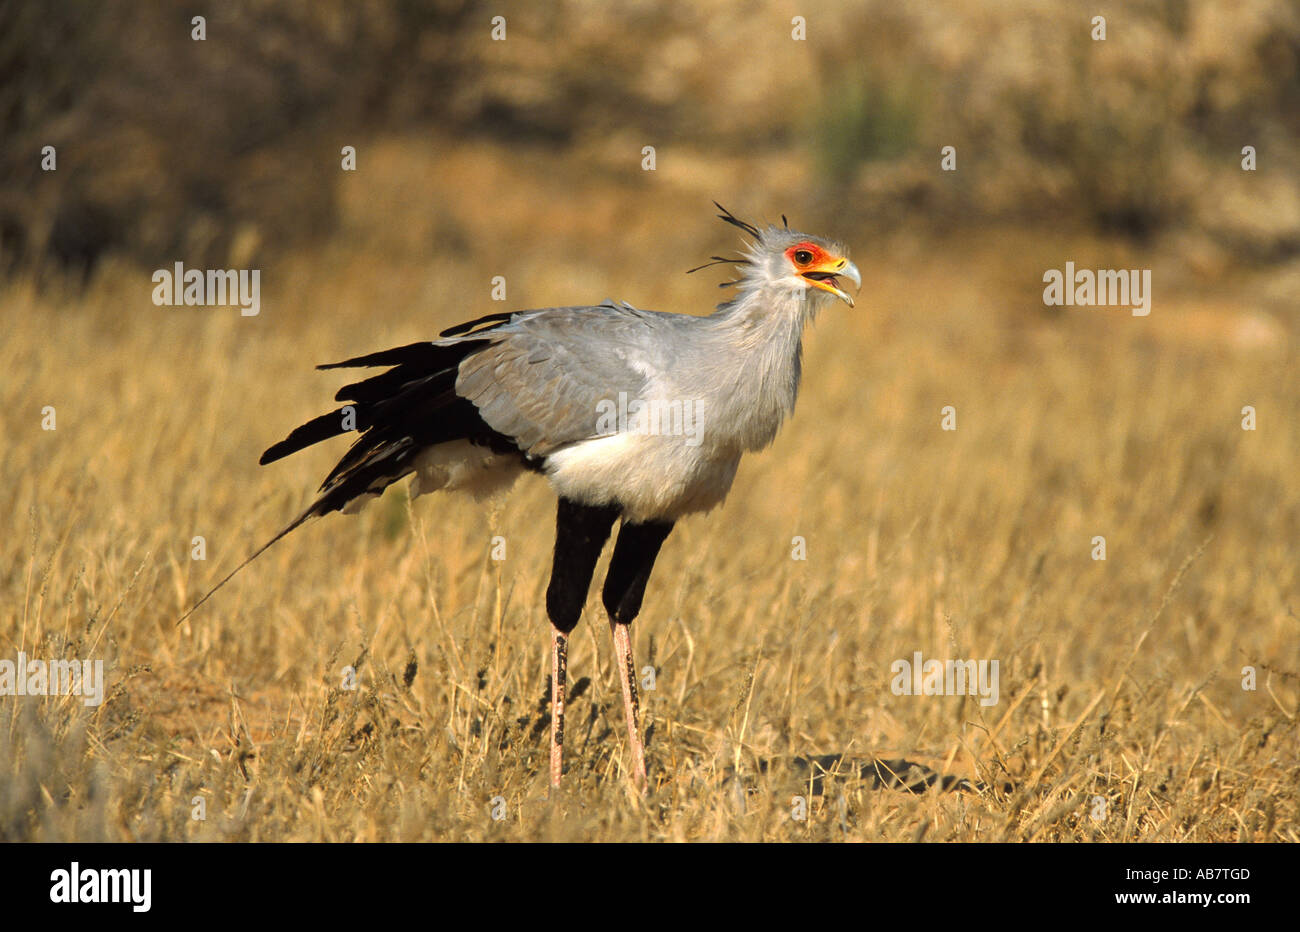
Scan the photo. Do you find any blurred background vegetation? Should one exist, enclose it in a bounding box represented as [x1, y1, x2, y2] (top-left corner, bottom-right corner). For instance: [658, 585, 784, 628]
[2, 0, 1298, 281]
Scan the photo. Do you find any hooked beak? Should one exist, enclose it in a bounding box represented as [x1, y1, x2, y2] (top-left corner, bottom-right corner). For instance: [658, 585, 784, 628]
[801, 257, 861, 307]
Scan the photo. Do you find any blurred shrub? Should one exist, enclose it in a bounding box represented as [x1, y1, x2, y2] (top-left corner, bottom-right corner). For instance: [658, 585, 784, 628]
[0, 0, 480, 278]
[814, 73, 922, 186]
[824, 0, 1300, 252]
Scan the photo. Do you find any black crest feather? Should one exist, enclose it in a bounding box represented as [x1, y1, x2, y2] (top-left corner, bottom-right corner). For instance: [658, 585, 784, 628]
[713, 201, 761, 239]
[688, 202, 764, 276]
[686, 255, 746, 275]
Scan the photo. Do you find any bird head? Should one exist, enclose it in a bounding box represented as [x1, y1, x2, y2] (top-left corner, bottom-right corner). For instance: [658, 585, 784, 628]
[693, 203, 861, 309]
[773, 234, 861, 308]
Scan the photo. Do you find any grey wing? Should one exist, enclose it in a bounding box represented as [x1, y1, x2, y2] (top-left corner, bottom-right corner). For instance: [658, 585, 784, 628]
[451, 305, 663, 457]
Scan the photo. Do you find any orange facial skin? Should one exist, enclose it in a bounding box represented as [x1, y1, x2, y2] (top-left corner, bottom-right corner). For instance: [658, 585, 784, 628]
[784, 241, 856, 306]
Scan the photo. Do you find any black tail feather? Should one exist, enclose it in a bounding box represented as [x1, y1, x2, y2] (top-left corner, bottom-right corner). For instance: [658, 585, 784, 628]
[317, 340, 441, 370]
[180, 323, 525, 625]
[175, 505, 315, 627]
[334, 362, 459, 405]
[262, 339, 498, 468]
[439, 311, 516, 338]
[259, 408, 355, 465]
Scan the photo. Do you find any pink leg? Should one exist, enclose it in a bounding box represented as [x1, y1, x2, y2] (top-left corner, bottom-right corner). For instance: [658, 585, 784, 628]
[550, 628, 567, 791]
[610, 619, 647, 791]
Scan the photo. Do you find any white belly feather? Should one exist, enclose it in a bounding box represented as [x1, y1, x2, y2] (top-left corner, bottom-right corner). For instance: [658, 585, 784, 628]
[352, 433, 739, 525]
[544, 432, 740, 522]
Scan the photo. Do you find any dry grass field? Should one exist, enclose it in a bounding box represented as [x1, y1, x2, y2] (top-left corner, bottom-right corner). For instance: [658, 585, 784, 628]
[2, 137, 1296, 842]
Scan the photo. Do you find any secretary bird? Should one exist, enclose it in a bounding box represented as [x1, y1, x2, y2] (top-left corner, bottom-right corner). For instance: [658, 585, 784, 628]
[179, 205, 860, 792]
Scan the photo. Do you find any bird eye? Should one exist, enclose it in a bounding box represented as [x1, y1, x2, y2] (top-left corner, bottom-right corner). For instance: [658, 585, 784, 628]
[793, 249, 813, 265]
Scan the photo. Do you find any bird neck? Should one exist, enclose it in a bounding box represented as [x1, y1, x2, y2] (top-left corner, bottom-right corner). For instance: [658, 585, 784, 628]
[700, 280, 816, 451]
[709, 277, 816, 341]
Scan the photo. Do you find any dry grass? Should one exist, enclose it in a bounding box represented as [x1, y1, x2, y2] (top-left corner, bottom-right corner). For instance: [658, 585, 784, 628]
[2, 140, 1297, 842]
